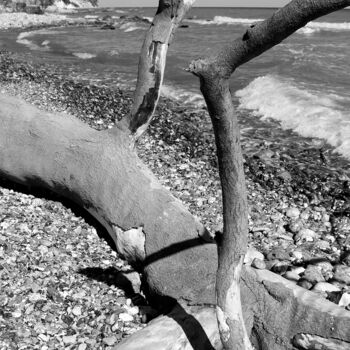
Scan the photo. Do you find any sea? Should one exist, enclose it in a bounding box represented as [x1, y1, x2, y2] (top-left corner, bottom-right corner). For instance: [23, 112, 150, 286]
[1, 7, 350, 159]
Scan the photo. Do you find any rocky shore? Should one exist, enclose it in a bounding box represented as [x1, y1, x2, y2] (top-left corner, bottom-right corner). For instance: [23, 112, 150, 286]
[1, 37, 350, 348]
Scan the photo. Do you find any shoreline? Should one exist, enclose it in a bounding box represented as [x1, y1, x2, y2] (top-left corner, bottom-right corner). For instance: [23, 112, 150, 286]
[1, 19, 350, 348]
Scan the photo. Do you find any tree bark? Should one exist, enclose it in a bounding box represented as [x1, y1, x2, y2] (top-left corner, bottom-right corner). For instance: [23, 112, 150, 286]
[188, 0, 350, 349]
[0, 94, 217, 307]
[116, 267, 350, 350]
[117, 0, 196, 141]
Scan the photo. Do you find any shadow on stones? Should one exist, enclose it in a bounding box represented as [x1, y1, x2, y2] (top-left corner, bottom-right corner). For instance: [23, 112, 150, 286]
[78, 267, 148, 307]
[0, 177, 117, 252]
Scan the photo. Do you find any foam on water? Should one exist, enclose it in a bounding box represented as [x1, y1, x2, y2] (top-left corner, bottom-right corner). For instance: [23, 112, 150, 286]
[120, 22, 145, 32]
[73, 52, 97, 59]
[184, 15, 350, 34]
[185, 16, 263, 25]
[236, 75, 350, 159]
[16, 29, 63, 50]
[161, 84, 205, 108]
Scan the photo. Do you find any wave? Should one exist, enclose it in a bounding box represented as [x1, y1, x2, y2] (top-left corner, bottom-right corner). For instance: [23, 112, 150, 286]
[183, 15, 350, 33]
[73, 52, 97, 59]
[16, 29, 59, 51]
[120, 22, 145, 32]
[236, 75, 350, 159]
[185, 16, 263, 26]
[161, 84, 205, 108]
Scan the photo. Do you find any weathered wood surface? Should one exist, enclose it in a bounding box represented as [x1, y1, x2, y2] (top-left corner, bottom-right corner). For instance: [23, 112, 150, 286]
[0, 93, 217, 306]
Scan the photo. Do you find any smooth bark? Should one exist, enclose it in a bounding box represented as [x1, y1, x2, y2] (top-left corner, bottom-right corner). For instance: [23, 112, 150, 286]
[188, 0, 350, 349]
[117, 0, 195, 141]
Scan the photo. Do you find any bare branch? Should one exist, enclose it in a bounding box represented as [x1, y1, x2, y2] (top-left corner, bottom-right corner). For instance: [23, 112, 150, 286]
[116, 0, 196, 141]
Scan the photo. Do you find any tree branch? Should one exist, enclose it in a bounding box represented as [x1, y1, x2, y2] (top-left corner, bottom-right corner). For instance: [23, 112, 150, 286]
[116, 0, 196, 141]
[188, 0, 350, 349]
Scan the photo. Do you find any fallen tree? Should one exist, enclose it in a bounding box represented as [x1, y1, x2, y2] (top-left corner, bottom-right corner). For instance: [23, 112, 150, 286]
[1, 0, 350, 349]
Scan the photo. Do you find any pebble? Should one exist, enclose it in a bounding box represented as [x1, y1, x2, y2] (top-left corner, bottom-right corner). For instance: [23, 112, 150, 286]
[103, 336, 118, 346]
[315, 240, 331, 251]
[271, 261, 290, 274]
[77, 344, 87, 350]
[333, 265, 350, 285]
[312, 282, 341, 293]
[72, 306, 82, 317]
[283, 271, 301, 282]
[251, 258, 266, 270]
[290, 266, 305, 275]
[119, 313, 134, 322]
[62, 335, 77, 345]
[286, 207, 300, 219]
[266, 248, 290, 261]
[338, 293, 350, 308]
[297, 279, 313, 290]
[294, 229, 317, 244]
[302, 265, 325, 284]
[244, 246, 264, 265]
[288, 220, 304, 234]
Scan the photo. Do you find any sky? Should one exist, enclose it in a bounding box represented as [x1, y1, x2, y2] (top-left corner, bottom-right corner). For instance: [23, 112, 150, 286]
[99, 0, 290, 7]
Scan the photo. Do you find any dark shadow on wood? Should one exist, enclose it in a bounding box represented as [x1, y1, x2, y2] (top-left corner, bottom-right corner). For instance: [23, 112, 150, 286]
[144, 237, 213, 266]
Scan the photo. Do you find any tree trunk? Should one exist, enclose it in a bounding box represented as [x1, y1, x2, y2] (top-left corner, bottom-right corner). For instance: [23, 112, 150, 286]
[0, 94, 217, 308]
[1, 1, 350, 349]
[188, 0, 350, 348]
[116, 267, 350, 350]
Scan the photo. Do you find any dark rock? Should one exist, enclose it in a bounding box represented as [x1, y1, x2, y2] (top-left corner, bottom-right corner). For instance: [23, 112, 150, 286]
[26, 5, 43, 14]
[297, 279, 313, 290]
[266, 248, 290, 261]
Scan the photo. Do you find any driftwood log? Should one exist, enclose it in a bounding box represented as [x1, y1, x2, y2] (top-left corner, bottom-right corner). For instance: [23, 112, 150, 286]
[1, 0, 350, 349]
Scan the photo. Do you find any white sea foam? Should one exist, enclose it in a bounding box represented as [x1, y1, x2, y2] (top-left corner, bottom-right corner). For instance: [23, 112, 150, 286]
[184, 15, 350, 33]
[120, 22, 144, 32]
[236, 75, 350, 159]
[16, 29, 59, 51]
[73, 52, 97, 59]
[161, 84, 205, 108]
[185, 16, 263, 26]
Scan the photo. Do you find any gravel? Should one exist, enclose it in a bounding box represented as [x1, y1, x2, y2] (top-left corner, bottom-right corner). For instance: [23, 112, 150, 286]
[1, 45, 350, 348]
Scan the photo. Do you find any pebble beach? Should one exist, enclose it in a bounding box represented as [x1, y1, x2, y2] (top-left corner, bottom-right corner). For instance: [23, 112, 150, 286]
[1, 11, 350, 350]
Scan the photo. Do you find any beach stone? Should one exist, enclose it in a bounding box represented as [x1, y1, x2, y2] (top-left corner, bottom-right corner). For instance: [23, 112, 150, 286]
[302, 265, 325, 284]
[283, 271, 301, 282]
[291, 250, 303, 262]
[338, 293, 350, 308]
[266, 248, 290, 261]
[271, 261, 290, 274]
[312, 282, 341, 294]
[119, 313, 134, 322]
[297, 279, 313, 290]
[251, 258, 266, 270]
[62, 335, 77, 345]
[286, 207, 300, 219]
[333, 265, 350, 285]
[288, 220, 304, 234]
[290, 266, 305, 275]
[312, 260, 333, 276]
[314, 240, 331, 251]
[103, 336, 118, 346]
[244, 246, 264, 265]
[341, 252, 350, 266]
[294, 229, 317, 244]
[77, 344, 87, 350]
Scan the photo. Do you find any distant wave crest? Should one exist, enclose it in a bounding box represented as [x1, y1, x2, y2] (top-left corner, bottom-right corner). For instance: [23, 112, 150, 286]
[236, 75, 350, 159]
[185, 16, 262, 25]
[184, 15, 350, 33]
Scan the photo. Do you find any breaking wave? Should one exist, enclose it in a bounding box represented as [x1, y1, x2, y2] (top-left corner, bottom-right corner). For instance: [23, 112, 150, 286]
[73, 52, 97, 59]
[236, 75, 350, 159]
